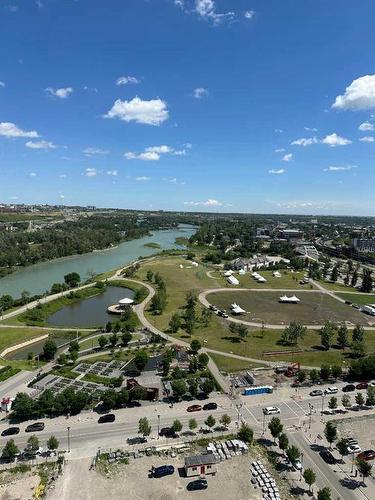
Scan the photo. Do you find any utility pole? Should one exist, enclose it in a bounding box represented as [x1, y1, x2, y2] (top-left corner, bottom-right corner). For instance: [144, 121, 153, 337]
[262, 412, 266, 435]
[308, 403, 313, 429]
[157, 414, 160, 439]
[235, 403, 242, 427]
[321, 394, 325, 414]
[67, 426, 71, 453]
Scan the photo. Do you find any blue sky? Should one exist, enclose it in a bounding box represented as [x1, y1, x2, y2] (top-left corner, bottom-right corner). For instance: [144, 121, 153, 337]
[1, 0, 375, 215]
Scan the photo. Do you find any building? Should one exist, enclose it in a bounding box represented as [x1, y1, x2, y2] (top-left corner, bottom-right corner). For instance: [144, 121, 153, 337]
[353, 238, 375, 253]
[295, 244, 319, 261]
[232, 255, 290, 272]
[184, 454, 218, 477]
[277, 229, 304, 241]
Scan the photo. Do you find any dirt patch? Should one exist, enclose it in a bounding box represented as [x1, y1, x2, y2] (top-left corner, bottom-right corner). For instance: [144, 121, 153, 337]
[0, 468, 39, 500]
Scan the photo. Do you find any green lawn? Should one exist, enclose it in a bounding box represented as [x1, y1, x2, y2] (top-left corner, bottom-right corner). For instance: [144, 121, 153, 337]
[0, 327, 48, 354]
[317, 280, 358, 293]
[234, 270, 315, 290]
[78, 333, 142, 351]
[336, 293, 375, 306]
[209, 353, 266, 373]
[208, 290, 369, 326]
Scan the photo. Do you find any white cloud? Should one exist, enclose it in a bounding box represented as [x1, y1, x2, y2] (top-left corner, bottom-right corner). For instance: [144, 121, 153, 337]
[274, 128, 283, 133]
[325, 165, 358, 172]
[291, 137, 318, 146]
[135, 176, 151, 181]
[59, 194, 65, 200]
[332, 75, 375, 110]
[85, 168, 97, 177]
[83, 147, 109, 156]
[29, 172, 37, 177]
[116, 76, 140, 86]
[106, 170, 118, 176]
[195, 0, 235, 24]
[125, 151, 160, 161]
[0, 122, 39, 138]
[282, 153, 293, 162]
[25, 140, 56, 150]
[268, 169, 285, 175]
[174, 0, 184, 7]
[83, 86, 98, 93]
[146, 145, 172, 154]
[304, 127, 318, 132]
[104, 97, 169, 125]
[193, 87, 209, 99]
[124, 144, 187, 161]
[274, 148, 285, 153]
[184, 198, 222, 207]
[244, 10, 255, 19]
[358, 121, 374, 131]
[360, 136, 375, 142]
[0, 81, 5, 87]
[45, 87, 73, 99]
[321, 133, 351, 147]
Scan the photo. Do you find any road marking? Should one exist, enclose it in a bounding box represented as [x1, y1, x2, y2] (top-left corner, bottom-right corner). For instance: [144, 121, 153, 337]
[242, 405, 259, 424]
[283, 401, 300, 418]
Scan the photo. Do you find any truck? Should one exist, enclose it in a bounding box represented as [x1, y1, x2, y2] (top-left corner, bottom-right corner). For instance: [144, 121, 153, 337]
[362, 305, 375, 316]
[243, 385, 273, 396]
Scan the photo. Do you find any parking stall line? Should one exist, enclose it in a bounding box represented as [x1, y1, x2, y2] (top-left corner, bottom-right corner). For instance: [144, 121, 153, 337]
[283, 401, 300, 418]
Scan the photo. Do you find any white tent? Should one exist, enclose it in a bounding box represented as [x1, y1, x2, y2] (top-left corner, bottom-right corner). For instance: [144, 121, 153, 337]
[230, 303, 246, 314]
[273, 271, 281, 278]
[119, 297, 134, 305]
[238, 269, 246, 275]
[228, 275, 240, 285]
[257, 276, 267, 283]
[279, 295, 300, 303]
[224, 270, 234, 277]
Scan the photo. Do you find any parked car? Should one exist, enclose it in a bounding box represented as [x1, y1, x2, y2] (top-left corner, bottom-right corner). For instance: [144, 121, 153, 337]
[275, 366, 288, 374]
[356, 382, 369, 390]
[25, 422, 45, 433]
[352, 304, 360, 309]
[347, 444, 362, 454]
[152, 465, 175, 478]
[292, 459, 302, 471]
[127, 436, 147, 445]
[126, 401, 142, 408]
[98, 413, 115, 424]
[319, 449, 336, 464]
[187, 479, 208, 491]
[357, 450, 375, 461]
[342, 384, 356, 392]
[346, 438, 358, 446]
[187, 405, 202, 413]
[324, 387, 338, 395]
[219, 312, 229, 319]
[345, 300, 353, 305]
[209, 305, 216, 311]
[310, 389, 323, 397]
[159, 427, 177, 438]
[203, 402, 217, 411]
[1, 427, 20, 436]
[263, 406, 280, 415]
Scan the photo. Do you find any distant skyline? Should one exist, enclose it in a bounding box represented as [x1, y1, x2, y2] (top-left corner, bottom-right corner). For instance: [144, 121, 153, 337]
[1, 0, 375, 215]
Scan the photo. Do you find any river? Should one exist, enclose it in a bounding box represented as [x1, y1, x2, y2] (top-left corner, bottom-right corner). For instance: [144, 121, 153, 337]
[0, 225, 196, 298]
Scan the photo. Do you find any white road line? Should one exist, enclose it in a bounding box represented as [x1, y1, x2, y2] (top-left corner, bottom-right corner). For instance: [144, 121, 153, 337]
[242, 405, 260, 424]
[283, 401, 300, 418]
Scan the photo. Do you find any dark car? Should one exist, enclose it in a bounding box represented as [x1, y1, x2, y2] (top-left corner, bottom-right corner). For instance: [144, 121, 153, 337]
[25, 422, 45, 433]
[357, 450, 375, 461]
[126, 401, 142, 408]
[1, 427, 20, 437]
[342, 384, 356, 392]
[187, 404, 202, 413]
[98, 413, 115, 424]
[319, 449, 336, 464]
[152, 465, 175, 478]
[159, 427, 177, 438]
[356, 382, 369, 390]
[187, 479, 208, 491]
[127, 436, 147, 445]
[310, 389, 323, 397]
[203, 402, 218, 411]
[345, 300, 353, 305]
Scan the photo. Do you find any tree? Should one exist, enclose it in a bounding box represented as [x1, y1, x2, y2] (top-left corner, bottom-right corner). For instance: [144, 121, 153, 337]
[351, 269, 358, 288]
[356, 457, 372, 485]
[188, 378, 199, 397]
[238, 423, 253, 444]
[121, 331, 132, 346]
[47, 435, 59, 452]
[171, 419, 183, 434]
[220, 414, 231, 429]
[134, 350, 149, 372]
[109, 332, 118, 348]
[281, 322, 307, 345]
[330, 266, 338, 282]
[138, 417, 151, 437]
[309, 369, 320, 384]
[64, 272, 81, 288]
[201, 378, 215, 396]
[328, 397, 337, 410]
[205, 415, 216, 430]
[303, 468, 316, 493]
[337, 324, 349, 349]
[198, 352, 209, 368]
[132, 386, 147, 401]
[190, 339, 202, 354]
[336, 439, 349, 461]
[201, 308, 213, 328]
[317, 487, 331, 500]
[105, 321, 112, 333]
[268, 417, 283, 444]
[189, 418, 198, 432]
[297, 370, 307, 384]
[352, 324, 365, 344]
[146, 270, 153, 282]
[361, 269, 373, 293]
[278, 433, 289, 456]
[43, 339, 57, 361]
[341, 394, 351, 408]
[352, 340, 366, 358]
[324, 422, 337, 449]
[331, 365, 342, 380]
[168, 313, 181, 333]
[101, 389, 117, 410]
[320, 364, 331, 381]
[170, 379, 187, 400]
[1, 439, 19, 461]
[0, 294, 14, 311]
[27, 435, 40, 452]
[11, 392, 35, 421]
[286, 445, 300, 464]
[366, 386, 375, 406]
[355, 392, 365, 408]
[320, 321, 337, 350]
[57, 353, 68, 365]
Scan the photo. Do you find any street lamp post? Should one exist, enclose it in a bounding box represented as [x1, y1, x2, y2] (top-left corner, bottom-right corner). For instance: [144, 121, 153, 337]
[235, 404, 243, 427]
[157, 414, 160, 439]
[308, 404, 313, 429]
[262, 412, 266, 435]
[300, 452, 304, 481]
[321, 394, 325, 414]
[67, 426, 71, 453]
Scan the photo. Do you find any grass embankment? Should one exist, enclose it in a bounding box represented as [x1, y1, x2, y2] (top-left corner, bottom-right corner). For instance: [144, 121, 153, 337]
[234, 270, 313, 290]
[143, 242, 161, 249]
[135, 255, 375, 368]
[78, 333, 142, 351]
[0, 327, 48, 355]
[209, 353, 266, 373]
[336, 293, 375, 306]
[317, 280, 360, 293]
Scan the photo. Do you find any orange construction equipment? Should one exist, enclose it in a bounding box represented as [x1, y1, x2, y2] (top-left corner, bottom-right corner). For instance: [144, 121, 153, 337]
[285, 362, 300, 377]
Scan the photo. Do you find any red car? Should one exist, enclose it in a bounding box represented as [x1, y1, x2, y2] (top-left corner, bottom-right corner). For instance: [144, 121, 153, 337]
[357, 450, 375, 461]
[187, 404, 202, 412]
[356, 382, 369, 390]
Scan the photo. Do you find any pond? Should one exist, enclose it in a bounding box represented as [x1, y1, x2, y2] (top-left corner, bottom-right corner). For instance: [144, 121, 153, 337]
[47, 286, 134, 328]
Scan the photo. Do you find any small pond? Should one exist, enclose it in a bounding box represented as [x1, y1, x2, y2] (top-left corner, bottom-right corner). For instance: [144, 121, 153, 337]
[47, 286, 135, 328]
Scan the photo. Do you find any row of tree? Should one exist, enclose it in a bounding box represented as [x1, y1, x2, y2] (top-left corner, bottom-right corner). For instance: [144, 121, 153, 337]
[2, 435, 59, 462]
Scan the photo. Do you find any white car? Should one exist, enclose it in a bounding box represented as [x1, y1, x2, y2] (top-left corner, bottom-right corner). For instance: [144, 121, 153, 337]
[324, 387, 338, 395]
[347, 444, 361, 454]
[263, 406, 281, 415]
[292, 459, 302, 471]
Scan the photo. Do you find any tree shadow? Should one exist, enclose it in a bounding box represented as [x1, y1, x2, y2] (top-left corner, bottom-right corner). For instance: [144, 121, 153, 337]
[221, 336, 241, 343]
[290, 486, 306, 496]
[256, 437, 274, 447]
